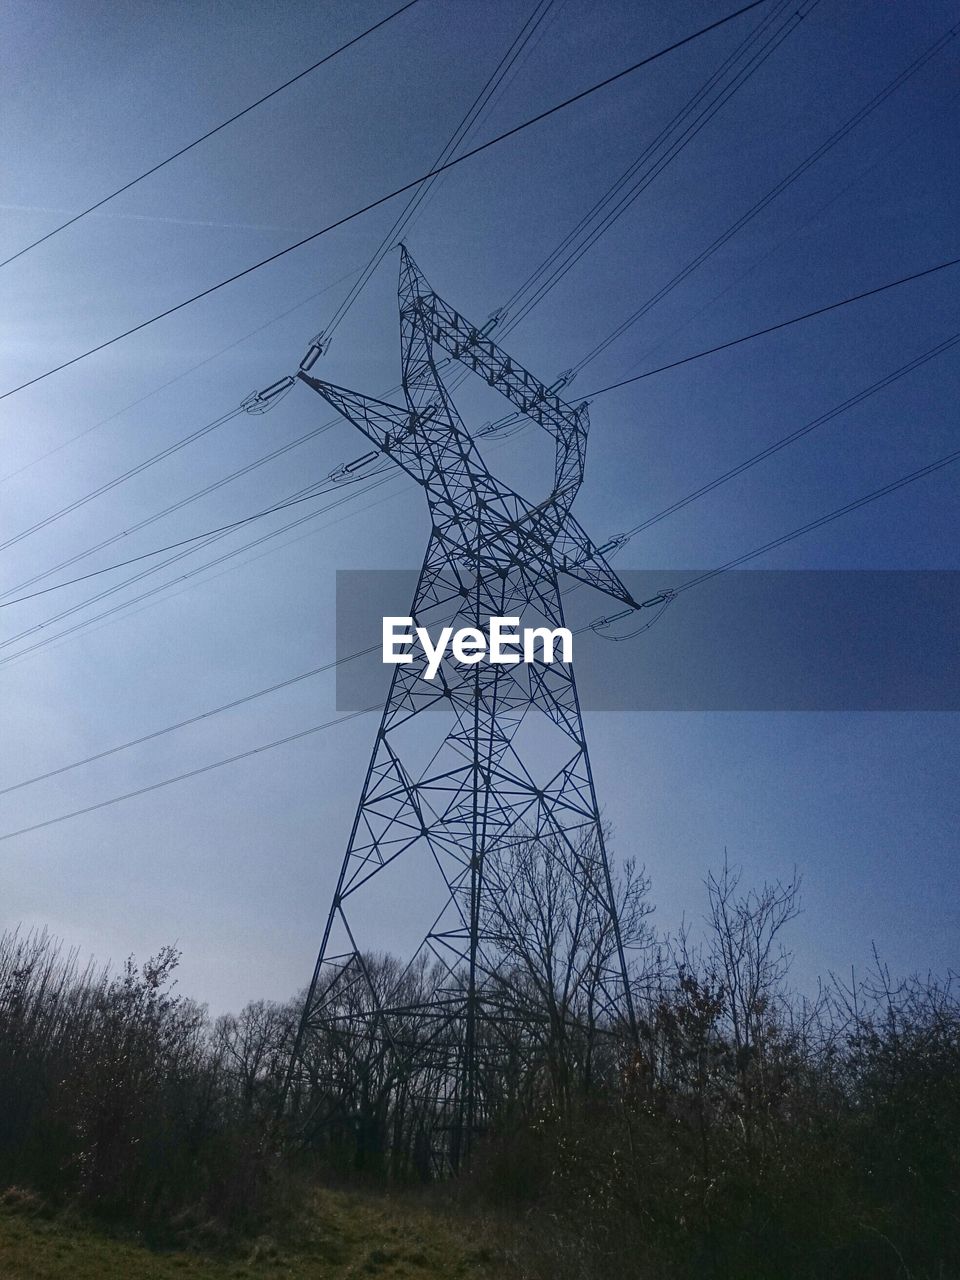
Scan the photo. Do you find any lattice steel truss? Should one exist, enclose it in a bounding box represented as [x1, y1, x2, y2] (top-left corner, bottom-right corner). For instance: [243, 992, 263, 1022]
[285, 249, 639, 1170]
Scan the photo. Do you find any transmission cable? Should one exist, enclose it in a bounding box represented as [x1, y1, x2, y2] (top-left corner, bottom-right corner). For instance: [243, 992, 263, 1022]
[499, 0, 794, 316]
[0, 5, 555, 562]
[0, 263, 363, 488]
[0, 706, 382, 844]
[4, 436, 959, 839]
[321, 0, 558, 344]
[447, 16, 957, 398]
[0, 0, 781, 592]
[603, 332, 959, 546]
[3, 318, 955, 785]
[0, 0, 774, 405]
[443, 0, 811, 397]
[569, 22, 960, 376]
[7, 2, 948, 593]
[673, 448, 960, 594]
[0, 477, 383, 610]
[0, 1, 423, 273]
[0, 473, 397, 666]
[580, 256, 959, 397]
[587, 443, 960, 640]
[570, 88, 960, 399]
[0, 7, 559, 514]
[0, 376, 411, 576]
[0, 648, 383, 798]
[3, 253, 955, 631]
[0, 405, 245, 556]
[50, 471, 409, 665]
[0, 411, 351, 602]
[0, 0, 788, 575]
[592, 438, 960, 639]
[499, 0, 816, 338]
[0, 409, 528, 666]
[438, 25, 953, 411]
[6, 2, 937, 564]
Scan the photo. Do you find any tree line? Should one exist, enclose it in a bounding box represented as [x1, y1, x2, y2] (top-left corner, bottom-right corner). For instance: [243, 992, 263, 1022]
[0, 839, 956, 1277]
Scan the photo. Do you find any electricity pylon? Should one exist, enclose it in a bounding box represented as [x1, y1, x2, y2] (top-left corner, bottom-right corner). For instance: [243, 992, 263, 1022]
[285, 248, 639, 1170]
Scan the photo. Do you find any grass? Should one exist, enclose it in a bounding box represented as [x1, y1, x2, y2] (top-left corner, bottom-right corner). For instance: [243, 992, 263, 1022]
[0, 1186, 503, 1280]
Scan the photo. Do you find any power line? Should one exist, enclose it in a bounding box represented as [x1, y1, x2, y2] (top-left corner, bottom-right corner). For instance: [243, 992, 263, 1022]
[1, 7, 957, 660]
[0, 480, 366, 609]
[443, 0, 810, 398]
[4, 436, 958, 840]
[0, 474, 397, 666]
[0, 263, 363, 488]
[499, 0, 792, 316]
[8, 118, 954, 658]
[0, 0, 785, 597]
[612, 332, 960, 542]
[430, 21, 954, 414]
[568, 20, 960, 376]
[589, 443, 960, 639]
[4, 7, 953, 843]
[4, 301, 955, 808]
[3, 336, 954, 828]
[0, 410, 354, 603]
[0, 559, 631, 796]
[0, 300, 947, 670]
[0, 0, 772, 405]
[0, 1, 423, 273]
[9, 0, 933, 558]
[9, 477, 408, 680]
[0, 648, 381, 797]
[0, 378, 409, 586]
[582, 256, 960, 396]
[0, 408, 537, 663]
[5, 260, 956, 617]
[389, 0, 571, 236]
[0, 0, 797, 576]
[0, 706, 381, 843]
[0, 394, 534, 665]
[0, 406, 245, 556]
[322, 0, 558, 342]
[3, 327, 955, 767]
[672, 446, 960, 595]
[0, 5, 557, 513]
[499, 0, 816, 337]
[3, 385, 555, 668]
[573, 94, 960, 402]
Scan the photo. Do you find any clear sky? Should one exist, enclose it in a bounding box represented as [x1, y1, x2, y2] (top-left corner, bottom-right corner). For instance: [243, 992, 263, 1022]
[1, 0, 957, 1013]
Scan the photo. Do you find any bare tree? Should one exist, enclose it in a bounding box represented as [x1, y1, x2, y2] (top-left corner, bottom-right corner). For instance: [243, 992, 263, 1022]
[215, 998, 294, 1115]
[479, 829, 652, 1112]
[706, 853, 801, 1067]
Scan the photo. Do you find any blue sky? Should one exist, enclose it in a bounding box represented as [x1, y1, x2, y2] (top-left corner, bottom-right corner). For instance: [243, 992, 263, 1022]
[0, 0, 957, 1011]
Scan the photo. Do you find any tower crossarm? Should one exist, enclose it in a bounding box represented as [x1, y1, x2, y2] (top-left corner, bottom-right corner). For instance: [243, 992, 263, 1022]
[465, 497, 638, 610]
[299, 292, 637, 611]
[297, 373, 434, 487]
[400, 248, 587, 512]
[554, 513, 639, 608]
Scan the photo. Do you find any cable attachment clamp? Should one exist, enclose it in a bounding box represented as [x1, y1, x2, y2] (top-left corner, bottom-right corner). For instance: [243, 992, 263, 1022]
[597, 532, 631, 557]
[241, 375, 295, 415]
[299, 332, 327, 373]
[329, 449, 382, 483]
[591, 589, 677, 642]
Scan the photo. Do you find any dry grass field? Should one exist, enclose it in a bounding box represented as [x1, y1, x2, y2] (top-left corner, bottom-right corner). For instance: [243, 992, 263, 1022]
[0, 1187, 502, 1280]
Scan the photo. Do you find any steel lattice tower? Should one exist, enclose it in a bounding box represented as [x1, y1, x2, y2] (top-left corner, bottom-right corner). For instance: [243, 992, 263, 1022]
[286, 249, 640, 1169]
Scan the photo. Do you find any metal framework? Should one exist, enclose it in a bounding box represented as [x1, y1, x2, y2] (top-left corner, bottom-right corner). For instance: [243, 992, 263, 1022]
[285, 249, 639, 1169]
